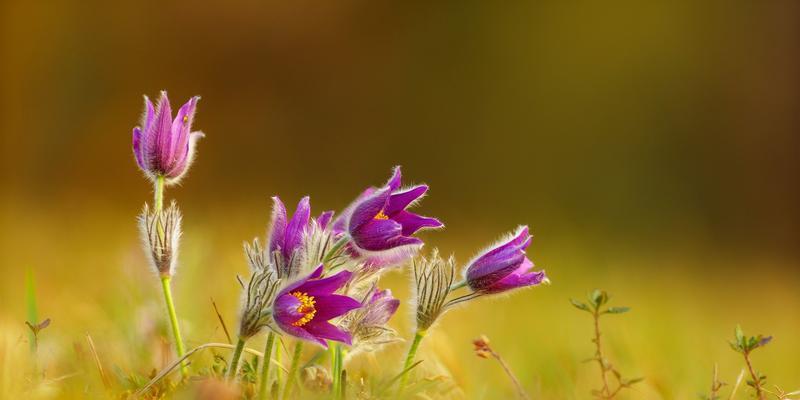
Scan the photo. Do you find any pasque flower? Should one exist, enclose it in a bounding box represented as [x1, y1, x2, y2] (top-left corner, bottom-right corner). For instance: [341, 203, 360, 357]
[342, 287, 401, 351]
[273, 265, 361, 347]
[465, 226, 547, 294]
[346, 166, 443, 255]
[132, 91, 204, 184]
[267, 196, 311, 277]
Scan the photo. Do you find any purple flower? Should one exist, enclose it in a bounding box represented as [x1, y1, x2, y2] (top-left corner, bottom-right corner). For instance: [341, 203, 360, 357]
[132, 91, 204, 183]
[267, 196, 311, 265]
[346, 166, 443, 254]
[360, 288, 400, 327]
[465, 226, 547, 294]
[273, 265, 361, 347]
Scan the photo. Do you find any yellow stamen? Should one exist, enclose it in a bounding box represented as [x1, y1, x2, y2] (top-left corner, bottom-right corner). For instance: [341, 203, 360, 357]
[290, 291, 317, 327]
[374, 210, 389, 220]
[182, 115, 189, 123]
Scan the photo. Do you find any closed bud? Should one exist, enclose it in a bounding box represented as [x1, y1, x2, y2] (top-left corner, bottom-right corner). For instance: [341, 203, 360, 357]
[138, 202, 182, 277]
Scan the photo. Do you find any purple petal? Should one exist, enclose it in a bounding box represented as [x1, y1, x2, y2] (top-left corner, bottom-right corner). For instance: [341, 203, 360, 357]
[132, 127, 145, 170]
[312, 294, 361, 321]
[298, 269, 352, 297]
[484, 259, 546, 293]
[165, 131, 203, 179]
[274, 292, 305, 326]
[386, 166, 402, 191]
[351, 219, 411, 251]
[317, 211, 334, 230]
[142, 95, 156, 131]
[168, 96, 199, 172]
[283, 196, 311, 258]
[154, 91, 173, 170]
[333, 187, 376, 234]
[267, 196, 288, 255]
[348, 188, 390, 232]
[392, 210, 443, 236]
[280, 322, 327, 347]
[467, 227, 531, 284]
[385, 185, 428, 215]
[303, 320, 352, 345]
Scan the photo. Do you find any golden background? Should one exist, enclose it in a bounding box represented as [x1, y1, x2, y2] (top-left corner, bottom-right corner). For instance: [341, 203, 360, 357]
[1, 1, 798, 398]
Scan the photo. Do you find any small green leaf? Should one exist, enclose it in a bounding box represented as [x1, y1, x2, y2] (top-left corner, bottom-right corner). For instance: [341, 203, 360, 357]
[735, 325, 744, 346]
[604, 306, 630, 314]
[570, 298, 591, 312]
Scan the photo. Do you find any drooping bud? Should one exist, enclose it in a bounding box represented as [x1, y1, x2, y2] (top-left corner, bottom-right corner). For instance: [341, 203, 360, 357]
[138, 201, 182, 277]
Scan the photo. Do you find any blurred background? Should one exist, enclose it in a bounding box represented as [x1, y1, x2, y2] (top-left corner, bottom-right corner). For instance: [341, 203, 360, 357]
[1, 1, 798, 398]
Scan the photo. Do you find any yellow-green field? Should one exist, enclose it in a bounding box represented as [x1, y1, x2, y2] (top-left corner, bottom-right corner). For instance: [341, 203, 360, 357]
[2, 202, 798, 399]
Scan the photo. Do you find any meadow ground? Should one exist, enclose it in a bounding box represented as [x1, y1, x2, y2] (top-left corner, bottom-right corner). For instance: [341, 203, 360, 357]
[1, 203, 798, 399]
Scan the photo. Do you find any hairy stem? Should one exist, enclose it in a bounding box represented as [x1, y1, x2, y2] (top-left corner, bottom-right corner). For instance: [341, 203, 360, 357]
[154, 175, 165, 212]
[161, 276, 188, 376]
[398, 329, 427, 394]
[593, 310, 610, 398]
[743, 351, 765, 400]
[282, 341, 303, 400]
[226, 337, 247, 380]
[258, 332, 276, 400]
[449, 280, 468, 291]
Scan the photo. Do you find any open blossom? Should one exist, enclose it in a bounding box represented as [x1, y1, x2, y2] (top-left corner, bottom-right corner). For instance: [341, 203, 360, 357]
[346, 166, 443, 259]
[465, 226, 547, 294]
[267, 196, 311, 277]
[273, 265, 360, 347]
[132, 91, 204, 183]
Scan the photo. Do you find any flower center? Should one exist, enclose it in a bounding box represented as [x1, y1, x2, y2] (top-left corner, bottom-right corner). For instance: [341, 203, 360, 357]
[290, 291, 317, 327]
[374, 210, 389, 220]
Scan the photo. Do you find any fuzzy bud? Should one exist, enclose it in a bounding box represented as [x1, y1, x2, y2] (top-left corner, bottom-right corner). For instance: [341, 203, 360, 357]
[238, 268, 280, 339]
[138, 202, 182, 277]
[413, 249, 455, 330]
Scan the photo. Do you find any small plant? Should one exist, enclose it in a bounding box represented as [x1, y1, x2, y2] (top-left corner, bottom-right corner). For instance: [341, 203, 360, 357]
[473, 335, 530, 400]
[571, 289, 641, 399]
[24, 318, 50, 353]
[729, 325, 772, 400]
[700, 363, 725, 400]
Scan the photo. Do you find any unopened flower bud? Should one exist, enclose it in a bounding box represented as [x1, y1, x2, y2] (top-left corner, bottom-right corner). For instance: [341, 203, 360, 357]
[138, 201, 182, 277]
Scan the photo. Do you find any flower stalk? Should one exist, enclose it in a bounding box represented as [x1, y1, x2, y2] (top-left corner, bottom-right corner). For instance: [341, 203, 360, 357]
[160, 274, 187, 376]
[258, 332, 276, 400]
[226, 337, 247, 380]
[398, 329, 426, 394]
[282, 341, 303, 400]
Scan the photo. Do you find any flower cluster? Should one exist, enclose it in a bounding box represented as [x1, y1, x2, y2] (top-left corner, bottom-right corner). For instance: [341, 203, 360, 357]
[128, 92, 550, 395]
[228, 166, 549, 355]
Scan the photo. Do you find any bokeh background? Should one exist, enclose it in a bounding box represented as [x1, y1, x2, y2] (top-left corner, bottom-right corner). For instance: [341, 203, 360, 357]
[1, 1, 799, 398]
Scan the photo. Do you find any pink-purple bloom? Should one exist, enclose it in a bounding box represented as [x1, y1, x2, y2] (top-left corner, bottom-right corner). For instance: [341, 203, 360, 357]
[360, 288, 400, 326]
[346, 167, 443, 255]
[465, 226, 547, 294]
[267, 196, 311, 269]
[132, 91, 204, 183]
[273, 265, 361, 347]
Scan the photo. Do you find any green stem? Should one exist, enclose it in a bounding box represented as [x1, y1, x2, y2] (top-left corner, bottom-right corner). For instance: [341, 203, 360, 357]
[282, 342, 303, 400]
[258, 332, 276, 400]
[332, 343, 344, 398]
[154, 175, 165, 212]
[449, 280, 468, 291]
[398, 329, 426, 394]
[161, 276, 188, 376]
[226, 337, 247, 380]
